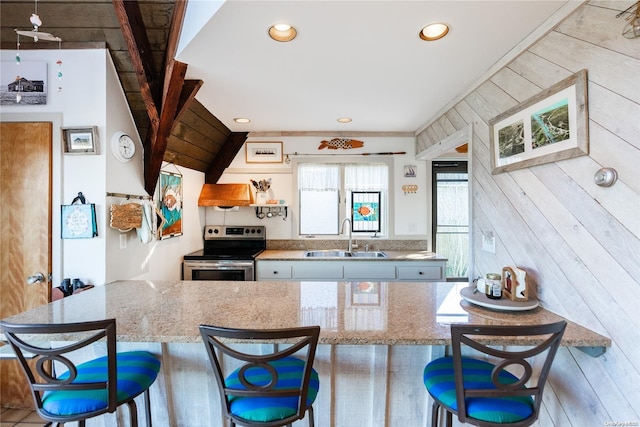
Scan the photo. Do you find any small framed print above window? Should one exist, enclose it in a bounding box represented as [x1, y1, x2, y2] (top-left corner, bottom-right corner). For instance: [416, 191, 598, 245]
[351, 191, 381, 233]
[62, 126, 99, 155]
[245, 141, 283, 163]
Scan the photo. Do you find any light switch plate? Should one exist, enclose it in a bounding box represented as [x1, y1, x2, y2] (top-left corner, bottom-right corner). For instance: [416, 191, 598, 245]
[482, 232, 496, 254]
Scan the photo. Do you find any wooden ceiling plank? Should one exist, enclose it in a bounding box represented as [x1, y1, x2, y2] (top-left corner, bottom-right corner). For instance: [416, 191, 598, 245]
[205, 132, 249, 184]
[171, 122, 225, 154]
[175, 109, 229, 143]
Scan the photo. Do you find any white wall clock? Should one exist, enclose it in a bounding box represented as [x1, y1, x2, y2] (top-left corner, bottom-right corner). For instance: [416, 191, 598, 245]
[111, 131, 136, 162]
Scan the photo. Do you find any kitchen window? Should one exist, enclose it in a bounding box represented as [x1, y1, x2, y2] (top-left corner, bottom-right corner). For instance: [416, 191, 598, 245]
[296, 161, 389, 236]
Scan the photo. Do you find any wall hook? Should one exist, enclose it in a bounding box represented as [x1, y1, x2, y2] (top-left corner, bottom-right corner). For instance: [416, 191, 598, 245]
[594, 167, 618, 187]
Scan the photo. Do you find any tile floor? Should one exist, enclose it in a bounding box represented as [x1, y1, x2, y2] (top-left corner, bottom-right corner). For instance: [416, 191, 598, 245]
[0, 408, 48, 427]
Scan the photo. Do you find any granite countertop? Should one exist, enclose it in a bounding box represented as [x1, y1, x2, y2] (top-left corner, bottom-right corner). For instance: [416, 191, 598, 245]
[257, 249, 447, 261]
[0, 281, 610, 353]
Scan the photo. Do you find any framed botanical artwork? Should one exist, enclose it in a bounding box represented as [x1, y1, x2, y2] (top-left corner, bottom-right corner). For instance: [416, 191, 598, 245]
[351, 191, 381, 233]
[158, 170, 183, 239]
[62, 126, 99, 155]
[245, 142, 283, 163]
[489, 69, 588, 174]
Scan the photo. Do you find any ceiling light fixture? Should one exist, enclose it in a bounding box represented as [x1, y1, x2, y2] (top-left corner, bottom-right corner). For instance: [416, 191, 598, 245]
[419, 23, 449, 41]
[268, 23, 297, 42]
[337, 117, 352, 123]
[234, 118, 251, 124]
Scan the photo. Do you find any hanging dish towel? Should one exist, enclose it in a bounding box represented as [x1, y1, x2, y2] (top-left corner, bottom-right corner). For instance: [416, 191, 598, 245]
[136, 200, 155, 243]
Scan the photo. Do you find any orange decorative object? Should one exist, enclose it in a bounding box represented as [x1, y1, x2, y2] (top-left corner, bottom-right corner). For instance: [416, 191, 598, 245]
[318, 138, 364, 150]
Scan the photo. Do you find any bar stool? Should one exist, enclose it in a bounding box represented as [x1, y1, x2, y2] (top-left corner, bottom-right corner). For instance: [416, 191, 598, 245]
[423, 321, 566, 427]
[199, 324, 320, 427]
[0, 319, 161, 427]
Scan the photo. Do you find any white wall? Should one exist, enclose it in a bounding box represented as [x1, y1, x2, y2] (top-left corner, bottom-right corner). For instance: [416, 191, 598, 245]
[213, 135, 428, 240]
[1, 48, 107, 287]
[1, 48, 206, 286]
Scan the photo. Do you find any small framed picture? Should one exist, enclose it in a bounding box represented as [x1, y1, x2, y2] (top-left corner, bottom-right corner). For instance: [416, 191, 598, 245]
[62, 126, 99, 155]
[404, 165, 417, 177]
[245, 142, 283, 163]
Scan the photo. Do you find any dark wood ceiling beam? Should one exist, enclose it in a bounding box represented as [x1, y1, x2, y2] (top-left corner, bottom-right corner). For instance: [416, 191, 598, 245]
[174, 80, 204, 124]
[144, 60, 188, 195]
[205, 132, 249, 184]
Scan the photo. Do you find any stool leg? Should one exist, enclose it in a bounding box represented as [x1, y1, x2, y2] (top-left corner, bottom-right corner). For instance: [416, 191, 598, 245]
[430, 401, 440, 427]
[128, 399, 139, 427]
[144, 388, 153, 427]
[308, 405, 315, 427]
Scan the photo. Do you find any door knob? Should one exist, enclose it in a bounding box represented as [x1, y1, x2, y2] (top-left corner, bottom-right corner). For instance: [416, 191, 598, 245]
[27, 273, 45, 285]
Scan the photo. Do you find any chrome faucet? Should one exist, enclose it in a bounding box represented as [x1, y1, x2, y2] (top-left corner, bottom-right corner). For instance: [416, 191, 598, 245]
[341, 218, 353, 253]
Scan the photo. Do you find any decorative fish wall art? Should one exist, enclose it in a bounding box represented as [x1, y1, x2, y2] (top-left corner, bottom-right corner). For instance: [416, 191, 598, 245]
[318, 138, 364, 150]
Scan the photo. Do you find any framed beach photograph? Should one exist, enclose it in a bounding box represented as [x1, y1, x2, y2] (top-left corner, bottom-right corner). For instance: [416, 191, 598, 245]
[62, 126, 99, 155]
[489, 69, 588, 174]
[245, 141, 283, 163]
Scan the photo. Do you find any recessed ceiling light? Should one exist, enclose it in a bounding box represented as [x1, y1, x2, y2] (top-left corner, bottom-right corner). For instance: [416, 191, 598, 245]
[234, 118, 251, 124]
[419, 23, 449, 41]
[337, 117, 352, 123]
[268, 23, 297, 42]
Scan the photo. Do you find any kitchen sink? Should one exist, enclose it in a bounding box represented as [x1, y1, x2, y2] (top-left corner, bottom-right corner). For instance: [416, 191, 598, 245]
[303, 250, 388, 258]
[304, 250, 353, 258]
[351, 251, 387, 258]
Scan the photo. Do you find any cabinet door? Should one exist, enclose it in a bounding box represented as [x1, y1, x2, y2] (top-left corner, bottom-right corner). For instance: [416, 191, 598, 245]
[257, 262, 292, 280]
[397, 264, 444, 281]
[344, 264, 396, 280]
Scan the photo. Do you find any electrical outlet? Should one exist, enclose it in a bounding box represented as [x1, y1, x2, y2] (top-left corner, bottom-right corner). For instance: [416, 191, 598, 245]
[482, 232, 495, 254]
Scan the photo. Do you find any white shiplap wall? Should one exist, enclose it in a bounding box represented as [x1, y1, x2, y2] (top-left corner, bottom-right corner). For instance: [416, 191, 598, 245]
[416, 2, 640, 425]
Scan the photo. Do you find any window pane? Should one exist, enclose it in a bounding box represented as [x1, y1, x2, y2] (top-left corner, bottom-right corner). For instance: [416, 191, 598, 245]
[300, 190, 339, 234]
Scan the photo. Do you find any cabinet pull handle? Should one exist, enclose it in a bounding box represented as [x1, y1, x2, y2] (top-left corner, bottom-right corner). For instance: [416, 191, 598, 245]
[273, 271, 278, 274]
[418, 271, 424, 275]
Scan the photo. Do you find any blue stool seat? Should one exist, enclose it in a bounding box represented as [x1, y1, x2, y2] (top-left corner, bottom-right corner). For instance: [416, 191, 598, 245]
[226, 356, 320, 423]
[424, 356, 534, 424]
[42, 351, 161, 417]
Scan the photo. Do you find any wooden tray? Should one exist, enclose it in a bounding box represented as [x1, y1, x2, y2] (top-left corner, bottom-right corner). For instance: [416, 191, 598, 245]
[460, 286, 539, 312]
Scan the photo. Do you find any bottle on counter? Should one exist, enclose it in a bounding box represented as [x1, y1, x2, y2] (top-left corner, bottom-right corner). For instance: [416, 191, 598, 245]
[485, 273, 503, 299]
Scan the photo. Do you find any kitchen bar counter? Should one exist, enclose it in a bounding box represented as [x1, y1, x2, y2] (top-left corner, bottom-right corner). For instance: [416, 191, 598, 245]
[0, 280, 610, 427]
[1, 280, 609, 349]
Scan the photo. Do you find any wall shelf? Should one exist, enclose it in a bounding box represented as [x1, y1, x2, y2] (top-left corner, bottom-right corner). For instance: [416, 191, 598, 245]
[250, 204, 288, 220]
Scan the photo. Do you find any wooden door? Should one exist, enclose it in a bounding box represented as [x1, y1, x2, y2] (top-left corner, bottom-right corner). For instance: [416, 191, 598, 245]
[0, 122, 52, 408]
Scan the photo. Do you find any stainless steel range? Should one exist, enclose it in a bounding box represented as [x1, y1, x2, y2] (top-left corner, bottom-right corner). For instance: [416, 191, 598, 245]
[182, 225, 266, 281]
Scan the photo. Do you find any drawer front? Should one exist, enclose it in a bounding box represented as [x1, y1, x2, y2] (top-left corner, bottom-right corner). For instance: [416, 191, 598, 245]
[344, 264, 396, 280]
[294, 263, 343, 279]
[257, 262, 292, 279]
[397, 265, 443, 281]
